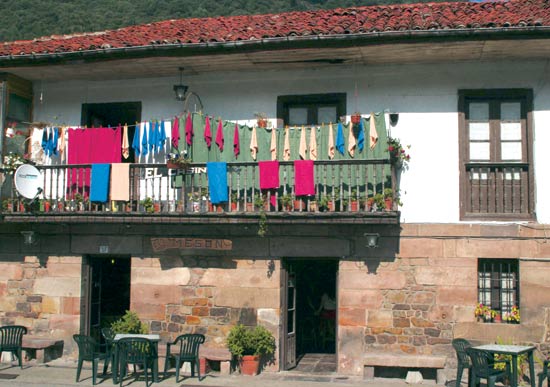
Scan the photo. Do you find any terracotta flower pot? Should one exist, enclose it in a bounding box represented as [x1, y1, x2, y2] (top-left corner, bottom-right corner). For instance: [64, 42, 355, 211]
[350, 200, 359, 212]
[239, 355, 260, 376]
[385, 198, 393, 211]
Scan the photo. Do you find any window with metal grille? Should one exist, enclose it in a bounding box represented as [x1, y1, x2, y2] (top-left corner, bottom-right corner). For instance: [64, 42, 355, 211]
[478, 259, 519, 318]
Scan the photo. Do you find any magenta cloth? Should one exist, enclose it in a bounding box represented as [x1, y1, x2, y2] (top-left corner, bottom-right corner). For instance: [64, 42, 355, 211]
[294, 160, 315, 196]
[185, 112, 193, 146]
[258, 161, 279, 189]
[233, 123, 240, 158]
[215, 119, 224, 151]
[68, 127, 122, 191]
[171, 116, 179, 149]
[204, 116, 212, 147]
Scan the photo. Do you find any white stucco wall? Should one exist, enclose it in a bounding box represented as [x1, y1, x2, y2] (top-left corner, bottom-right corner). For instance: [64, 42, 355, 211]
[32, 59, 550, 224]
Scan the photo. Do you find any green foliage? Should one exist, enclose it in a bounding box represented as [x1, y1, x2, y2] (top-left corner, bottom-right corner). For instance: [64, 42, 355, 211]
[0, 0, 463, 43]
[110, 310, 149, 334]
[226, 324, 276, 358]
[493, 337, 527, 380]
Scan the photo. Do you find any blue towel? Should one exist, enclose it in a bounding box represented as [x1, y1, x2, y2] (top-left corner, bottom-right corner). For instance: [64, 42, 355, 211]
[357, 119, 365, 152]
[41, 128, 49, 155]
[90, 164, 111, 203]
[141, 124, 148, 156]
[51, 127, 59, 156]
[207, 162, 228, 204]
[132, 124, 141, 157]
[157, 121, 166, 150]
[148, 121, 156, 153]
[336, 122, 345, 155]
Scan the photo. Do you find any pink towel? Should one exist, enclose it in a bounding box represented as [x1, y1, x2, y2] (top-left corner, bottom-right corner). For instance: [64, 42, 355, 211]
[185, 112, 193, 146]
[216, 119, 224, 151]
[258, 161, 279, 189]
[233, 123, 240, 158]
[204, 116, 212, 148]
[294, 160, 315, 196]
[171, 116, 179, 148]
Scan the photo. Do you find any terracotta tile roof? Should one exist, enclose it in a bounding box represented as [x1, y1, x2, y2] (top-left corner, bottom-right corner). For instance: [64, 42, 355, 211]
[1, 0, 548, 58]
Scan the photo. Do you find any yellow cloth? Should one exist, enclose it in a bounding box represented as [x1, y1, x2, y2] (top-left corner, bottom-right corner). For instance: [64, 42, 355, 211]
[370, 113, 379, 150]
[328, 123, 335, 160]
[122, 124, 130, 159]
[299, 125, 307, 160]
[283, 126, 291, 161]
[110, 163, 130, 201]
[309, 127, 318, 161]
[270, 128, 277, 161]
[250, 125, 258, 160]
[348, 122, 357, 157]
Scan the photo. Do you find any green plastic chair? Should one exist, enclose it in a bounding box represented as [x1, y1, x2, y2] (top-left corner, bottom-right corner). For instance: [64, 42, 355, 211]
[100, 327, 115, 375]
[117, 337, 157, 387]
[452, 338, 472, 387]
[163, 333, 205, 382]
[0, 325, 27, 368]
[73, 334, 109, 385]
[539, 359, 550, 387]
[466, 347, 510, 387]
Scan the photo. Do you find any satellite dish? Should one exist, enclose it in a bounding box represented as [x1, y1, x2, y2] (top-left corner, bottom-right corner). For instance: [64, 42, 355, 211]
[14, 164, 43, 199]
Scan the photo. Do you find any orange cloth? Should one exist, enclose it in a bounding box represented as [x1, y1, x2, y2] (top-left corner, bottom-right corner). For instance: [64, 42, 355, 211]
[283, 126, 291, 161]
[328, 123, 335, 160]
[370, 113, 379, 150]
[348, 122, 357, 157]
[122, 124, 130, 159]
[270, 128, 277, 161]
[309, 127, 318, 161]
[250, 125, 258, 160]
[110, 163, 130, 201]
[299, 125, 307, 160]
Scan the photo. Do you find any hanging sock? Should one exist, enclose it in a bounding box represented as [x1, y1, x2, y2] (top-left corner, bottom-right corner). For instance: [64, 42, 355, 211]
[233, 123, 240, 158]
[299, 125, 307, 160]
[270, 128, 277, 161]
[328, 123, 335, 160]
[215, 118, 224, 151]
[171, 116, 180, 150]
[132, 122, 141, 157]
[283, 126, 291, 161]
[250, 125, 258, 160]
[204, 116, 212, 148]
[369, 112, 379, 149]
[185, 112, 194, 146]
[122, 124, 130, 159]
[348, 122, 357, 157]
[309, 127, 318, 161]
[336, 122, 345, 155]
[357, 119, 365, 153]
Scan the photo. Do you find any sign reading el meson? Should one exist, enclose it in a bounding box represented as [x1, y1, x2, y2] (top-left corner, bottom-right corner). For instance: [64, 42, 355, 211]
[151, 238, 232, 252]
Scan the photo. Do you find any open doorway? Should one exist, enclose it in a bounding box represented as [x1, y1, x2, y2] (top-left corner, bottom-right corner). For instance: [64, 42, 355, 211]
[81, 256, 131, 342]
[282, 259, 338, 372]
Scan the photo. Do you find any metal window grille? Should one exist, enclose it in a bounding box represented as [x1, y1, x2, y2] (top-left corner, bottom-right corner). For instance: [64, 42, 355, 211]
[478, 259, 519, 315]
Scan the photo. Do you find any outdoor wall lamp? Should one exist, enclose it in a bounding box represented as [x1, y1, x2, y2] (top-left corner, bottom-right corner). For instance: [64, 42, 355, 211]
[364, 233, 380, 248]
[389, 113, 399, 126]
[21, 231, 37, 245]
[173, 67, 189, 101]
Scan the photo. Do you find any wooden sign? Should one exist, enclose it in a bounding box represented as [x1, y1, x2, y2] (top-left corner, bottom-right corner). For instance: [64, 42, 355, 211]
[151, 238, 232, 252]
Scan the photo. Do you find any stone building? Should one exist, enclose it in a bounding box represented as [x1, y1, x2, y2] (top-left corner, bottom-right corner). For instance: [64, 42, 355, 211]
[1, 0, 550, 383]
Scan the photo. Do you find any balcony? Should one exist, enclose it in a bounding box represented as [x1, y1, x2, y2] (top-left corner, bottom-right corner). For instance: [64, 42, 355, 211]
[0, 160, 399, 225]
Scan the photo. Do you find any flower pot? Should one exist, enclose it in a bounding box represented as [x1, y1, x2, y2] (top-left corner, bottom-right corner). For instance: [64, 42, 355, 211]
[309, 201, 318, 212]
[493, 314, 502, 323]
[349, 200, 359, 212]
[384, 198, 393, 211]
[293, 200, 304, 212]
[239, 355, 260, 376]
[246, 202, 255, 212]
[327, 201, 335, 212]
[230, 202, 238, 212]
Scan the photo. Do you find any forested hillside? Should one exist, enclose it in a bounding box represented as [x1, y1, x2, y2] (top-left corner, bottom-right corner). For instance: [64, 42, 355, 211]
[1, 0, 462, 42]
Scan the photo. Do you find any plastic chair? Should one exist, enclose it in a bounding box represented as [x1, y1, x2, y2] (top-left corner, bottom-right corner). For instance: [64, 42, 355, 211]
[0, 325, 27, 368]
[117, 337, 157, 387]
[466, 347, 510, 387]
[100, 327, 115, 375]
[539, 359, 550, 387]
[452, 338, 472, 387]
[73, 334, 109, 385]
[163, 333, 205, 382]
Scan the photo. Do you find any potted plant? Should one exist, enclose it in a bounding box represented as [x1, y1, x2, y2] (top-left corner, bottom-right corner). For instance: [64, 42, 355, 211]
[348, 189, 359, 212]
[387, 137, 411, 168]
[308, 197, 318, 212]
[280, 194, 292, 212]
[141, 197, 154, 213]
[503, 306, 520, 324]
[110, 310, 149, 334]
[226, 324, 276, 376]
[254, 193, 267, 211]
[166, 150, 192, 170]
[188, 192, 201, 213]
[318, 195, 329, 212]
[365, 196, 375, 212]
[351, 112, 362, 125]
[230, 191, 241, 212]
[255, 112, 268, 128]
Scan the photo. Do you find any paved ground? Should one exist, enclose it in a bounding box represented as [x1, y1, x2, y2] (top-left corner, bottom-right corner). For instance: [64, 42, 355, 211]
[0, 359, 448, 387]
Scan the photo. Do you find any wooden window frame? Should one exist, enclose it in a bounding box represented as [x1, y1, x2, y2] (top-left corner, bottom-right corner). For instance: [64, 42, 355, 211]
[458, 89, 535, 220]
[277, 93, 346, 126]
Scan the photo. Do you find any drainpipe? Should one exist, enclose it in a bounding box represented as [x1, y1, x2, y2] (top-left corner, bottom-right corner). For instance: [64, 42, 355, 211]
[0, 81, 6, 199]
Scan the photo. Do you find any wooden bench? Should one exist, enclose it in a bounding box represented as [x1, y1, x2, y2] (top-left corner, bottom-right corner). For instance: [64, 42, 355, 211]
[22, 336, 64, 363]
[199, 347, 232, 375]
[364, 353, 447, 384]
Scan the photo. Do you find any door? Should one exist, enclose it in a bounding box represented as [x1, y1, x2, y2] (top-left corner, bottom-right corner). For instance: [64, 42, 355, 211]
[281, 261, 297, 369]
